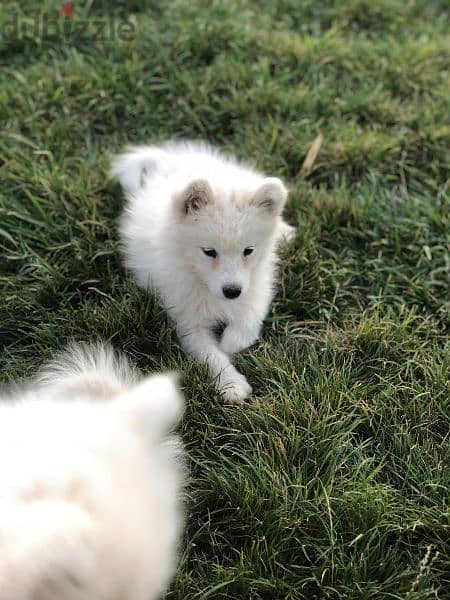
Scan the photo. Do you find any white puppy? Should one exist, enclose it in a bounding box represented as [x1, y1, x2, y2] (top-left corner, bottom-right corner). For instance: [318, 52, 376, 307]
[0, 344, 184, 600]
[112, 141, 295, 405]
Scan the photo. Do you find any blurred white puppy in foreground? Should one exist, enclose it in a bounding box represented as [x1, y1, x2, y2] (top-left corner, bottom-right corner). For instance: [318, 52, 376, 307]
[112, 141, 295, 404]
[0, 344, 185, 600]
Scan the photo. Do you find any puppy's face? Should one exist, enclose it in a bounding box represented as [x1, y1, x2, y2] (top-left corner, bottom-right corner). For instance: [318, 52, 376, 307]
[173, 178, 287, 300]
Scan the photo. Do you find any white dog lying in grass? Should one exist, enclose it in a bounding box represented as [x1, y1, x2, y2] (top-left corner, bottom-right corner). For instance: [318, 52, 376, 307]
[0, 344, 184, 600]
[112, 141, 295, 404]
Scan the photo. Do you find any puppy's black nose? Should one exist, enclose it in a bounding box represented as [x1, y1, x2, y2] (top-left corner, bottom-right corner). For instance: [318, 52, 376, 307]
[222, 285, 241, 299]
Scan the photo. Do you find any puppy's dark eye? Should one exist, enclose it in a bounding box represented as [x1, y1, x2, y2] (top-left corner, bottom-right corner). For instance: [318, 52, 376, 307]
[202, 248, 218, 258]
[243, 247, 254, 257]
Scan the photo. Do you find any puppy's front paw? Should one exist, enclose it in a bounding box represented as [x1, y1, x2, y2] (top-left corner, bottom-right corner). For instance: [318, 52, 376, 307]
[218, 371, 252, 406]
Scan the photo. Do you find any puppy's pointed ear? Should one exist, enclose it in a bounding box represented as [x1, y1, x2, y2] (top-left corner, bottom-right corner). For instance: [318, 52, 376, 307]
[118, 373, 184, 436]
[252, 178, 288, 216]
[176, 179, 214, 217]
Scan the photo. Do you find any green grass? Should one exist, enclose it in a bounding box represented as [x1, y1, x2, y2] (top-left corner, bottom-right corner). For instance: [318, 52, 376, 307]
[0, 0, 449, 598]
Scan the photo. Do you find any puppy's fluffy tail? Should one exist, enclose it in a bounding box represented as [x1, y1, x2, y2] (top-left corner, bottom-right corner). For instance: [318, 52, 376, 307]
[110, 145, 169, 193]
[37, 343, 184, 434]
[36, 342, 136, 399]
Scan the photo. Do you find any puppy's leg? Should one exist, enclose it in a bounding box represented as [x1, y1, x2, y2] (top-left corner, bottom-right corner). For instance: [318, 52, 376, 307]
[180, 328, 252, 405]
[219, 314, 262, 356]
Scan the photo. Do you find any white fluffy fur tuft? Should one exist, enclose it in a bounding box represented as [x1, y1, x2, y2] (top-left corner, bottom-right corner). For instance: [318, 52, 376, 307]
[112, 141, 296, 405]
[0, 344, 185, 600]
[110, 145, 170, 194]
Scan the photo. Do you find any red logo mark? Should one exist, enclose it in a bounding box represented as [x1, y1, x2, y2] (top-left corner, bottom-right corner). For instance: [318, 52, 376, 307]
[61, 2, 74, 18]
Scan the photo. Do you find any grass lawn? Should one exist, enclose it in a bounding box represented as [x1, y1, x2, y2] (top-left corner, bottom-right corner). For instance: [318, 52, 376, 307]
[0, 0, 449, 598]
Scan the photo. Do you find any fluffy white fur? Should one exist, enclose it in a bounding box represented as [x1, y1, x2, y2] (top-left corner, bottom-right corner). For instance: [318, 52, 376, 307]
[112, 141, 295, 405]
[0, 344, 185, 600]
